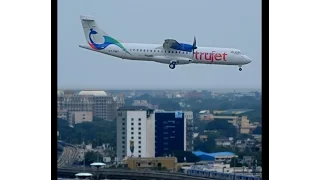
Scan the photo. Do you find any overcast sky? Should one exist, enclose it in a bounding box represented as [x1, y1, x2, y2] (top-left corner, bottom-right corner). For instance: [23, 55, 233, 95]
[58, 0, 261, 90]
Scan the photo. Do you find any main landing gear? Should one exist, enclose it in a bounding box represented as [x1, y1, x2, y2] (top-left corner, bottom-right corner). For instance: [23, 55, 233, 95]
[169, 62, 176, 69]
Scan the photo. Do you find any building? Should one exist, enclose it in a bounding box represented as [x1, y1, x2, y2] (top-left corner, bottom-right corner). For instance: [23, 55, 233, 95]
[78, 91, 110, 120]
[58, 90, 125, 121]
[62, 93, 94, 122]
[78, 91, 125, 120]
[70, 111, 93, 124]
[215, 138, 233, 147]
[116, 106, 155, 162]
[57, 109, 68, 120]
[199, 110, 214, 121]
[212, 109, 257, 134]
[124, 157, 178, 171]
[184, 111, 194, 151]
[155, 111, 186, 157]
[132, 100, 158, 110]
[57, 90, 65, 110]
[108, 94, 125, 120]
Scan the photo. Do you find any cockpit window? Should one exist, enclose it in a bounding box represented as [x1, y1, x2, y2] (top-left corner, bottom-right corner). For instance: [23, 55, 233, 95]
[232, 50, 241, 55]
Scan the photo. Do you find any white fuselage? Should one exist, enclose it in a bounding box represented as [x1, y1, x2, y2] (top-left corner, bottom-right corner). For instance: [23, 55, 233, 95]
[79, 42, 252, 66]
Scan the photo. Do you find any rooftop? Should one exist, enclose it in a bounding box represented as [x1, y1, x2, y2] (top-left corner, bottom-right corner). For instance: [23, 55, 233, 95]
[78, 90, 107, 96]
[213, 109, 254, 115]
[193, 151, 235, 158]
[118, 106, 153, 111]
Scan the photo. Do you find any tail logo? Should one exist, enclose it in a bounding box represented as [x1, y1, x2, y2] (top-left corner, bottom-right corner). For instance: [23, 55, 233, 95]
[88, 28, 131, 55]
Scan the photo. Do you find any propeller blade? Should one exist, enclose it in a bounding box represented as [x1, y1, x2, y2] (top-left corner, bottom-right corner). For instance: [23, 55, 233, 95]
[192, 36, 197, 55]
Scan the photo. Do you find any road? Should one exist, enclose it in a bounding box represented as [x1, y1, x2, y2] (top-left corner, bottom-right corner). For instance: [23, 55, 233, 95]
[57, 144, 78, 167]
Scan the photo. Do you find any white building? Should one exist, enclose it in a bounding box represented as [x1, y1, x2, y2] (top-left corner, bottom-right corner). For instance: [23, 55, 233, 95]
[116, 106, 155, 162]
[184, 111, 194, 151]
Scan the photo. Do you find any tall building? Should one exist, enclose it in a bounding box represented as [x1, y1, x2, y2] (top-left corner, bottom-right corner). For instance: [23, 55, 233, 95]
[110, 94, 125, 120]
[57, 90, 65, 110]
[155, 111, 186, 157]
[184, 111, 194, 152]
[78, 91, 109, 120]
[62, 93, 94, 123]
[78, 91, 125, 121]
[58, 90, 125, 121]
[116, 106, 155, 162]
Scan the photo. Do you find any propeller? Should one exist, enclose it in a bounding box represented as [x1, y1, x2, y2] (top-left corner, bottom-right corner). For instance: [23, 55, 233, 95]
[192, 36, 197, 55]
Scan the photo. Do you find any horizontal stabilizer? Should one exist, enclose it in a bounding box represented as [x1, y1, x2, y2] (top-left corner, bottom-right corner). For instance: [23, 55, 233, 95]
[80, 15, 95, 21]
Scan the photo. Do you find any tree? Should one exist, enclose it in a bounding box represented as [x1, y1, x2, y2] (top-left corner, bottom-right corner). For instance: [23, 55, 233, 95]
[84, 151, 103, 166]
[206, 119, 237, 137]
[170, 150, 200, 163]
[57, 118, 117, 148]
[194, 133, 217, 153]
[252, 126, 262, 134]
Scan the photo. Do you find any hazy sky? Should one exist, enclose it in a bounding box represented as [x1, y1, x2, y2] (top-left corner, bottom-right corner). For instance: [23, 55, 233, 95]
[58, 0, 261, 90]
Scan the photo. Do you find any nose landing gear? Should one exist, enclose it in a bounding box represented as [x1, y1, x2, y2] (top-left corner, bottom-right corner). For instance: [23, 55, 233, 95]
[169, 62, 177, 69]
[238, 66, 242, 71]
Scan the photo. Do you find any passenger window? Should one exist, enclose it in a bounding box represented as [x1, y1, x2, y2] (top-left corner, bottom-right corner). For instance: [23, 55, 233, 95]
[140, 49, 142, 51]
[143, 49, 145, 52]
[182, 52, 184, 54]
[158, 50, 160, 52]
[168, 51, 170, 53]
[175, 51, 177, 53]
[165, 51, 167, 53]
[179, 51, 181, 53]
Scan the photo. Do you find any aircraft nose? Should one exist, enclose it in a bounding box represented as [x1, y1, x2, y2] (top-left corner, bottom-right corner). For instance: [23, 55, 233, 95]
[242, 55, 252, 64]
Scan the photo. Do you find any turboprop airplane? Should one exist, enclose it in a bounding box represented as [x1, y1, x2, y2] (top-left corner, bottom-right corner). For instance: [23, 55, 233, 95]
[79, 15, 252, 71]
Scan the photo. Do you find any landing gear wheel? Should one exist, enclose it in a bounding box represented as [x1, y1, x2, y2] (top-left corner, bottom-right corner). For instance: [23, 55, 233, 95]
[169, 63, 176, 69]
[239, 68, 242, 71]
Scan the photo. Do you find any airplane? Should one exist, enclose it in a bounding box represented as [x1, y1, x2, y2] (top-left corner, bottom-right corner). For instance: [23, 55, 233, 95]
[79, 15, 252, 71]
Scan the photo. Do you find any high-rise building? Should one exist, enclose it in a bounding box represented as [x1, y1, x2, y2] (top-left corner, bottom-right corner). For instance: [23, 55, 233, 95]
[155, 111, 186, 157]
[184, 111, 194, 152]
[116, 106, 155, 162]
[62, 93, 94, 123]
[78, 91, 109, 120]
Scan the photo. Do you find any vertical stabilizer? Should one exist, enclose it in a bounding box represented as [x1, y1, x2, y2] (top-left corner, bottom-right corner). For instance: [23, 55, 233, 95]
[79, 15, 130, 54]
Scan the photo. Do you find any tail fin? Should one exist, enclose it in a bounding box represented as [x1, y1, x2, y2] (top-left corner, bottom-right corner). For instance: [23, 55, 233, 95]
[80, 15, 130, 53]
[80, 15, 118, 50]
[80, 15, 108, 42]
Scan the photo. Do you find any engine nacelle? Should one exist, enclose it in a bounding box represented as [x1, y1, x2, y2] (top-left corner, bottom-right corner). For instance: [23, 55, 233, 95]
[170, 43, 194, 52]
[163, 39, 195, 52]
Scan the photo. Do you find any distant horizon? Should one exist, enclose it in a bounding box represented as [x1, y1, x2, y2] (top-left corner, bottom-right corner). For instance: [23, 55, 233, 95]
[57, 87, 261, 92]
